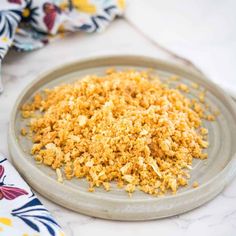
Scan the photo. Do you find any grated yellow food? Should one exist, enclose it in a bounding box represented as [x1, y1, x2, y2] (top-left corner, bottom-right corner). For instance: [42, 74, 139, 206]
[21, 69, 215, 196]
[21, 128, 27, 136]
[192, 181, 199, 188]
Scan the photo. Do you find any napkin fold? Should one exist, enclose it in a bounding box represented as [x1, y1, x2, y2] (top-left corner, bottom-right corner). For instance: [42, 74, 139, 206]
[0, 153, 64, 236]
[0, 0, 125, 91]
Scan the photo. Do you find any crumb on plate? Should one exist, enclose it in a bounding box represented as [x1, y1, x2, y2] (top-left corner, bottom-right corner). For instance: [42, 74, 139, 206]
[21, 128, 27, 136]
[192, 181, 199, 188]
[21, 69, 216, 196]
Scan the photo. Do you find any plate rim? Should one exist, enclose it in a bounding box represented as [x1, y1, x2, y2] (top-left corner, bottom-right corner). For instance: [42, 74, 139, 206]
[8, 55, 236, 219]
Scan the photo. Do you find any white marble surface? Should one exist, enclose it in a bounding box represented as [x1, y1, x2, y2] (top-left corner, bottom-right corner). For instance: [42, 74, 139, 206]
[1, 18, 236, 236]
[126, 0, 236, 98]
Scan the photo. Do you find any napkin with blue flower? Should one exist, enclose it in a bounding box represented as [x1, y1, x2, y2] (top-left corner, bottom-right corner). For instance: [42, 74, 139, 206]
[0, 153, 65, 235]
[0, 0, 125, 91]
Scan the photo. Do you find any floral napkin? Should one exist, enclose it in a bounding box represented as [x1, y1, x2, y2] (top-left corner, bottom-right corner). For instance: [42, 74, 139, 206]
[0, 153, 64, 236]
[0, 0, 125, 91]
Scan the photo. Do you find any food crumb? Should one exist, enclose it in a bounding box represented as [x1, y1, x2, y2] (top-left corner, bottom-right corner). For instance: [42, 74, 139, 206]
[56, 168, 63, 183]
[103, 182, 111, 191]
[200, 153, 208, 159]
[178, 83, 190, 93]
[21, 111, 32, 118]
[21, 69, 216, 196]
[169, 75, 180, 81]
[213, 110, 220, 116]
[198, 92, 205, 103]
[88, 187, 95, 192]
[106, 67, 116, 74]
[200, 127, 208, 135]
[192, 181, 199, 188]
[207, 114, 215, 121]
[21, 128, 27, 136]
[125, 184, 136, 194]
[191, 82, 199, 89]
[78, 115, 88, 127]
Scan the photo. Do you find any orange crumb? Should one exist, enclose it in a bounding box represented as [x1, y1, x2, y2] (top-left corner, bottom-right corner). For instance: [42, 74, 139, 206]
[21, 128, 27, 136]
[192, 181, 199, 188]
[21, 69, 216, 196]
[207, 114, 215, 121]
[178, 83, 190, 93]
[191, 82, 199, 89]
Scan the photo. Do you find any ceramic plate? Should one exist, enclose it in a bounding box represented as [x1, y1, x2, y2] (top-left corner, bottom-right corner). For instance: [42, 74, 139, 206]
[9, 56, 236, 220]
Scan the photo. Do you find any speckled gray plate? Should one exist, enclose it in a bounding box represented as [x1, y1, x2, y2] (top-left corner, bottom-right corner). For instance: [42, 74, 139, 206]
[8, 56, 236, 220]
